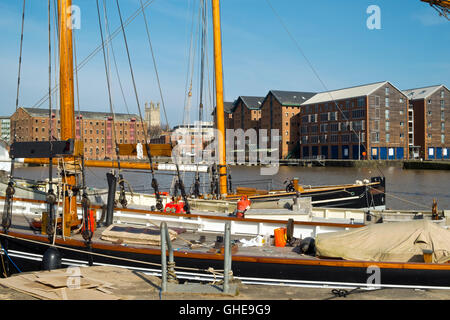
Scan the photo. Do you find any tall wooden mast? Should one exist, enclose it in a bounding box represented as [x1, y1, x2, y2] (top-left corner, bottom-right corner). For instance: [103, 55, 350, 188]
[58, 0, 78, 236]
[211, 0, 227, 196]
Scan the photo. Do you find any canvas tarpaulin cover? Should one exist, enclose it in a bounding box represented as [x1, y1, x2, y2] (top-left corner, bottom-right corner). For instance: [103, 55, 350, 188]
[315, 220, 450, 263]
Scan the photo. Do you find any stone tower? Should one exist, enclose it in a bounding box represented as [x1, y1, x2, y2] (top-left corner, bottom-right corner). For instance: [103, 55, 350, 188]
[145, 101, 161, 128]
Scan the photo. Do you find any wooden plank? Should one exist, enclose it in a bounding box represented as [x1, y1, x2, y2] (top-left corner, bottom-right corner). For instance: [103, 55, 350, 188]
[117, 143, 172, 157]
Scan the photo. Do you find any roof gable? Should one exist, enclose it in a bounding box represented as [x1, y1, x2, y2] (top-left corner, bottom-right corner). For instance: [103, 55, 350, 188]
[260, 90, 316, 108]
[402, 85, 446, 100]
[235, 96, 264, 111]
[271, 90, 316, 106]
[301, 81, 388, 105]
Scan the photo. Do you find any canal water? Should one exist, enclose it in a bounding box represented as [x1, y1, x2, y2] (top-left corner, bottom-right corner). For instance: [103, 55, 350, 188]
[14, 165, 450, 211]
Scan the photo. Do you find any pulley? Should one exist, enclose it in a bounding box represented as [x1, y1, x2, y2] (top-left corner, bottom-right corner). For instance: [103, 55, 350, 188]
[81, 194, 93, 242]
[2, 181, 15, 231]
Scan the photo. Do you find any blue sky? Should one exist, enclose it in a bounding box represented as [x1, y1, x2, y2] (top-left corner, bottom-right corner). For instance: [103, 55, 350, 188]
[0, 0, 449, 127]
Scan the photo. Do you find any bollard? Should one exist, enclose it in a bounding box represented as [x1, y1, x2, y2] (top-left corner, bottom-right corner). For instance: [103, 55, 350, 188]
[161, 222, 167, 292]
[160, 222, 176, 293]
[223, 221, 232, 294]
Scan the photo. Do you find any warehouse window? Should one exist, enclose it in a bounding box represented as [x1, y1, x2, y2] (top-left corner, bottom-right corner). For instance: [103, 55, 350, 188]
[301, 136, 308, 144]
[371, 132, 379, 143]
[374, 96, 380, 107]
[357, 98, 365, 107]
[352, 109, 365, 119]
[329, 112, 337, 121]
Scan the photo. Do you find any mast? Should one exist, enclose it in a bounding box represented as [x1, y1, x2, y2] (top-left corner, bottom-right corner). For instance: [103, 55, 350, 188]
[58, 0, 78, 237]
[211, 0, 227, 196]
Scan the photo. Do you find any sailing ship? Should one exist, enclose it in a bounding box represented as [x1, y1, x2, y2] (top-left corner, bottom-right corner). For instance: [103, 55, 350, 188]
[0, 0, 449, 291]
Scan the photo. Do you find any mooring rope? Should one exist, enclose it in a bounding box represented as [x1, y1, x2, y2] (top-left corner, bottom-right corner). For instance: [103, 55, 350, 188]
[368, 186, 430, 210]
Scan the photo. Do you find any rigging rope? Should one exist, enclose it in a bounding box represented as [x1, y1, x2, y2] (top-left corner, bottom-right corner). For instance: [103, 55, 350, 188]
[2, 0, 26, 236]
[72, 22, 93, 265]
[102, 0, 131, 117]
[115, 0, 163, 211]
[31, 0, 157, 110]
[96, 0, 128, 210]
[46, 0, 57, 243]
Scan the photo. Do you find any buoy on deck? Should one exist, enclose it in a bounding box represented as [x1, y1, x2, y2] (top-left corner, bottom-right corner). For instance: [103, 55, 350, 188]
[42, 247, 62, 271]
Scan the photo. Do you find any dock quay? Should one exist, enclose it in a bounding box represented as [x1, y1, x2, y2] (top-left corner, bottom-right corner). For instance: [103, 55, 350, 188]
[1, 265, 450, 301]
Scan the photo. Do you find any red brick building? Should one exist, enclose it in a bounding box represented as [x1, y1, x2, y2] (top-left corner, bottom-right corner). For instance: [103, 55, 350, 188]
[298, 81, 409, 160]
[259, 90, 316, 159]
[10, 107, 147, 160]
[231, 96, 264, 132]
[403, 85, 450, 160]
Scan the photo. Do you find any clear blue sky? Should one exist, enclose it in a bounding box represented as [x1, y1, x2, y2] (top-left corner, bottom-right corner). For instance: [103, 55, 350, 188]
[0, 0, 449, 127]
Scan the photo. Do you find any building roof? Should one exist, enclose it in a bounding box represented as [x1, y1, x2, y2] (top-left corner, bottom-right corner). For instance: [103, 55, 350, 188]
[223, 102, 234, 114]
[212, 102, 234, 115]
[233, 96, 265, 111]
[20, 107, 141, 121]
[301, 81, 390, 105]
[402, 85, 446, 101]
[269, 90, 316, 106]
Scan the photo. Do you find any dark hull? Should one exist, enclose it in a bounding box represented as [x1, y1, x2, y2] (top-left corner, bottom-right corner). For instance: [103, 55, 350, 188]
[251, 176, 386, 209]
[2, 229, 449, 289]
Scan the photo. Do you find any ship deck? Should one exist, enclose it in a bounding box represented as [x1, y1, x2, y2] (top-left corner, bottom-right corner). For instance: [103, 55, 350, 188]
[8, 213, 318, 261]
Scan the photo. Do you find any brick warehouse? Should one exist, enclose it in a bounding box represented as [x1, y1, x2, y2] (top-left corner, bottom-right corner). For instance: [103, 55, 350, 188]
[10, 107, 147, 160]
[298, 81, 409, 160]
[403, 85, 450, 160]
[231, 96, 264, 132]
[259, 90, 316, 159]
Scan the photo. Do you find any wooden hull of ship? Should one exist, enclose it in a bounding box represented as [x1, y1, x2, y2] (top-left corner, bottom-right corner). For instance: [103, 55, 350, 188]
[2, 226, 449, 289]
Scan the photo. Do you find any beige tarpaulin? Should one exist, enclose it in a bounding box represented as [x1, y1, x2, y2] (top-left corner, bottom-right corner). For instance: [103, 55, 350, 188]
[315, 220, 450, 263]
